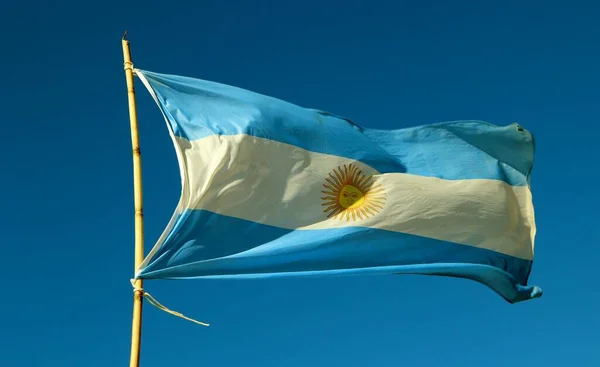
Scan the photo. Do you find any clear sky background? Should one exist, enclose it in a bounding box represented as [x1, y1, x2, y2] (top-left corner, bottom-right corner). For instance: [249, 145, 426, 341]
[1, 1, 598, 366]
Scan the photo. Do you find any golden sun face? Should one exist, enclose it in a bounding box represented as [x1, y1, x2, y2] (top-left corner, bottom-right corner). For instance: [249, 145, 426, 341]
[321, 163, 386, 221]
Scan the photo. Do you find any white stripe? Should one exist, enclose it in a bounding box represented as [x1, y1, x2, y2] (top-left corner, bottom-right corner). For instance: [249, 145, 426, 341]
[174, 134, 535, 260]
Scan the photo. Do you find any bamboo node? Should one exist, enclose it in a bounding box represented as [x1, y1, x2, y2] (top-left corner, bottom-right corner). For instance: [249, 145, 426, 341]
[124, 61, 134, 71]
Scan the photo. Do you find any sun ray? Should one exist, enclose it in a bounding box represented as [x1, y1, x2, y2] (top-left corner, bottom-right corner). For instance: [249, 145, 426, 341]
[327, 174, 342, 188]
[362, 206, 376, 217]
[327, 208, 343, 218]
[325, 177, 340, 189]
[369, 202, 384, 210]
[333, 169, 344, 186]
[322, 183, 338, 192]
[361, 177, 375, 190]
[355, 174, 369, 188]
[367, 184, 383, 192]
[325, 204, 342, 213]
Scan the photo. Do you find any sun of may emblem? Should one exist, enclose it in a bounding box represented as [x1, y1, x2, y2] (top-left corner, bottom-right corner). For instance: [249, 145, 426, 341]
[321, 163, 386, 221]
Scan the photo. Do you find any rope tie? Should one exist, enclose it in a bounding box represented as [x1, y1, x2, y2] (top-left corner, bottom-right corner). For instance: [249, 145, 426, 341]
[130, 279, 210, 327]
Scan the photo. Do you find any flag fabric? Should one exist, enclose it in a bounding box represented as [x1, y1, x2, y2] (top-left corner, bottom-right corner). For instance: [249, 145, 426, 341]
[133, 69, 541, 303]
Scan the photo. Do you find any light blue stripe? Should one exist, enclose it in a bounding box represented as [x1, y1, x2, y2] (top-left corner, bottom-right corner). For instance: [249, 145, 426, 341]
[136, 209, 541, 303]
[137, 70, 534, 186]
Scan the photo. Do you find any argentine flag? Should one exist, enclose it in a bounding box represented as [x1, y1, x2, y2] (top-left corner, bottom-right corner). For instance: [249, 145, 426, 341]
[133, 69, 541, 303]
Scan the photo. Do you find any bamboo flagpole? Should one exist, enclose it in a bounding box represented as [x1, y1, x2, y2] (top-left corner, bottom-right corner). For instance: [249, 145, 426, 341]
[122, 32, 145, 367]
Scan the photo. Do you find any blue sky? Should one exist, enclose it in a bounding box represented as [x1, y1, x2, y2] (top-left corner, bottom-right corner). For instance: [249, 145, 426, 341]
[1, 1, 599, 366]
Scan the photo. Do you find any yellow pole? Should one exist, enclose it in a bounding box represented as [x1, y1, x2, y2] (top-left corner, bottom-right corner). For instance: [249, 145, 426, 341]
[122, 32, 145, 367]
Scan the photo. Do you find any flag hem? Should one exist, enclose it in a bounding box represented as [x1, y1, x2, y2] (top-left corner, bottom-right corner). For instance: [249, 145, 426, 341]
[134, 68, 191, 273]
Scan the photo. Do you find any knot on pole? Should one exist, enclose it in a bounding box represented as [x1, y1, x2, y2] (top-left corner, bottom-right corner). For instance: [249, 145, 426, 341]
[129, 279, 210, 327]
[131, 279, 144, 295]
